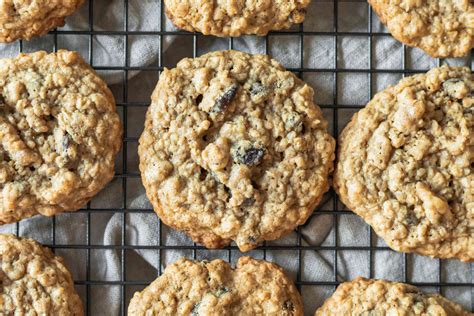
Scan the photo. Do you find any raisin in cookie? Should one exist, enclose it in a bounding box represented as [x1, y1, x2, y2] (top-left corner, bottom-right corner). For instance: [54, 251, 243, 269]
[334, 66, 473, 261]
[164, 0, 310, 37]
[315, 277, 469, 315]
[0, 0, 85, 43]
[139, 50, 335, 251]
[369, 0, 473, 57]
[0, 233, 83, 315]
[128, 257, 303, 316]
[0, 50, 122, 224]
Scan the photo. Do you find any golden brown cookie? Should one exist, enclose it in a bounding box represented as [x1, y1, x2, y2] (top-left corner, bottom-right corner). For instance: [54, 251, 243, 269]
[315, 277, 469, 315]
[164, 0, 310, 37]
[0, 233, 83, 315]
[334, 66, 473, 261]
[0, 0, 85, 42]
[369, 0, 473, 57]
[128, 257, 303, 316]
[0, 50, 122, 224]
[139, 50, 335, 251]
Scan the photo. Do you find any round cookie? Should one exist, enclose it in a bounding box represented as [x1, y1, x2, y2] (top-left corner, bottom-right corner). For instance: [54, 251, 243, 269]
[0, 0, 85, 43]
[0, 233, 83, 315]
[128, 257, 303, 315]
[368, 0, 473, 57]
[139, 50, 335, 251]
[334, 66, 473, 262]
[0, 50, 122, 224]
[164, 0, 310, 37]
[315, 277, 469, 315]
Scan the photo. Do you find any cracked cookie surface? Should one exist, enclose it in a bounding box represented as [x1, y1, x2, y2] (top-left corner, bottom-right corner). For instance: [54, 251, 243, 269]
[139, 50, 335, 251]
[128, 257, 303, 316]
[0, 233, 83, 315]
[315, 277, 469, 315]
[334, 66, 473, 262]
[369, 0, 474, 57]
[0, 50, 122, 224]
[0, 0, 84, 42]
[164, 0, 310, 37]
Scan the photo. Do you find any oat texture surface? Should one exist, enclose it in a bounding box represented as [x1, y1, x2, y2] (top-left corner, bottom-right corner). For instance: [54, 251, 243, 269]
[128, 257, 303, 316]
[315, 277, 469, 315]
[139, 50, 335, 251]
[0, 0, 84, 42]
[0, 50, 122, 224]
[0, 233, 83, 315]
[164, 0, 310, 37]
[368, 0, 474, 57]
[334, 66, 473, 261]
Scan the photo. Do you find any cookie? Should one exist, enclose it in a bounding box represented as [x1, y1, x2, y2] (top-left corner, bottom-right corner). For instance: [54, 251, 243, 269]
[334, 66, 473, 261]
[0, 0, 85, 43]
[369, 0, 473, 57]
[128, 257, 303, 315]
[0, 233, 83, 315]
[315, 277, 469, 315]
[164, 0, 310, 37]
[139, 50, 335, 251]
[0, 50, 122, 224]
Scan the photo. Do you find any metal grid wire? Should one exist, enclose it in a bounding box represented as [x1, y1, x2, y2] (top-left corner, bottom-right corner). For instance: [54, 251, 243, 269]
[5, 0, 473, 314]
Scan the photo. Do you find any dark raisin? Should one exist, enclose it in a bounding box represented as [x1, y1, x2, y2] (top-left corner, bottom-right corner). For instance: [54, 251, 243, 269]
[301, 124, 306, 134]
[406, 213, 419, 225]
[283, 300, 294, 311]
[249, 82, 267, 96]
[196, 94, 203, 106]
[251, 180, 260, 190]
[241, 198, 255, 207]
[247, 236, 257, 243]
[62, 134, 72, 151]
[199, 168, 208, 181]
[232, 141, 265, 166]
[241, 148, 264, 166]
[211, 84, 238, 113]
[224, 184, 232, 201]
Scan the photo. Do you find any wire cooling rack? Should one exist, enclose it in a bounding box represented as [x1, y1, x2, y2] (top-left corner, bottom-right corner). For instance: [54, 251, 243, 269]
[3, 0, 472, 315]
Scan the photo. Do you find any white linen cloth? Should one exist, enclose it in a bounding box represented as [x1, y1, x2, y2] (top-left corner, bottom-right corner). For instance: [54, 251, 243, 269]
[0, 1, 471, 315]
